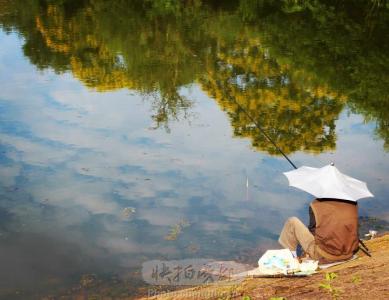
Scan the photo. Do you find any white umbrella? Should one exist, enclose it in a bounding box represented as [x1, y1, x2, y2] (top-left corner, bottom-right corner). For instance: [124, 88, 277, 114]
[283, 164, 374, 201]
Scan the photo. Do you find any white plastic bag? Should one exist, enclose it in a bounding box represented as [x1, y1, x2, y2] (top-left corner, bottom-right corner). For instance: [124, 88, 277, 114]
[258, 249, 300, 275]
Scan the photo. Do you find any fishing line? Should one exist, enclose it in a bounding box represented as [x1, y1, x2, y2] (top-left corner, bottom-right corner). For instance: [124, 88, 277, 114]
[230, 97, 370, 255]
[228, 97, 371, 255]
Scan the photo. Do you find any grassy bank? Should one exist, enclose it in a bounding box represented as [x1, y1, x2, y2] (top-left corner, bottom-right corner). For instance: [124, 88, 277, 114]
[138, 234, 389, 300]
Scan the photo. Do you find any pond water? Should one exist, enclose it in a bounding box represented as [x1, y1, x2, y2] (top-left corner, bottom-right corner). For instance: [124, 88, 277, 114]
[0, 0, 388, 298]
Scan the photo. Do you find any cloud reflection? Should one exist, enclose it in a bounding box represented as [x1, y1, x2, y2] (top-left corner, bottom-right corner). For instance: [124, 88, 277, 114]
[0, 30, 388, 297]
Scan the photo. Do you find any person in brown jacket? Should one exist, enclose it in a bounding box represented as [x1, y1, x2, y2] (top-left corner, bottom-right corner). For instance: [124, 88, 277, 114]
[278, 198, 359, 263]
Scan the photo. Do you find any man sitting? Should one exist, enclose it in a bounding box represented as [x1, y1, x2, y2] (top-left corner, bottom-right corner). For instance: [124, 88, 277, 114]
[278, 198, 359, 263]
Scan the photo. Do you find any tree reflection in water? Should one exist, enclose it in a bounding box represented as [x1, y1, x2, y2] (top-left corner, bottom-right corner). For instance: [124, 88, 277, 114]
[0, 0, 388, 150]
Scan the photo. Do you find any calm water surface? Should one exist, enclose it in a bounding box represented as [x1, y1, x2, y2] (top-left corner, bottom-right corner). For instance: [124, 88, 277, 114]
[0, 1, 388, 298]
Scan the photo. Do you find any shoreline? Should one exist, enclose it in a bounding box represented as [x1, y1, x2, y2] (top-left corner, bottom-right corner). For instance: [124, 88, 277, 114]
[138, 234, 389, 300]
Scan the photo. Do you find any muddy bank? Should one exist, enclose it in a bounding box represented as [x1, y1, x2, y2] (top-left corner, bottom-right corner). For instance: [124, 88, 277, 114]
[138, 234, 389, 300]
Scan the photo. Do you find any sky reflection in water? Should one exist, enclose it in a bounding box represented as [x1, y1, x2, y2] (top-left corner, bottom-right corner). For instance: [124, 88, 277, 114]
[0, 9, 388, 298]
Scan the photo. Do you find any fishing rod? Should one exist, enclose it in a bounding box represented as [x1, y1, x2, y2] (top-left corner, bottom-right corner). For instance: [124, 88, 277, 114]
[229, 97, 371, 256]
[229, 98, 297, 169]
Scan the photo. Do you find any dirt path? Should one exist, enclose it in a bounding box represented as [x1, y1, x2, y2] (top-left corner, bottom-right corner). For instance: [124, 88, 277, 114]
[138, 235, 389, 300]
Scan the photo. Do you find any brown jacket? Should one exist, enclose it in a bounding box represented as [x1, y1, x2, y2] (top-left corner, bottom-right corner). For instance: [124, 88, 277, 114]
[310, 199, 359, 261]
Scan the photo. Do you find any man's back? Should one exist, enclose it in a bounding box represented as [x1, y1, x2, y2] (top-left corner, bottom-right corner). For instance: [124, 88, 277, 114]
[310, 199, 358, 260]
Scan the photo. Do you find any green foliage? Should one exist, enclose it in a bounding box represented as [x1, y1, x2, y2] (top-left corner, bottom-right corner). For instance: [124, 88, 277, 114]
[251, 0, 389, 148]
[1, 0, 388, 150]
[200, 36, 344, 154]
[319, 272, 341, 299]
[326, 272, 338, 281]
[351, 274, 362, 284]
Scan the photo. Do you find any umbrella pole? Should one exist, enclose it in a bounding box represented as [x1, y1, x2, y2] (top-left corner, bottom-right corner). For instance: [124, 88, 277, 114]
[359, 239, 369, 251]
[359, 239, 371, 257]
[358, 243, 372, 257]
[229, 99, 372, 258]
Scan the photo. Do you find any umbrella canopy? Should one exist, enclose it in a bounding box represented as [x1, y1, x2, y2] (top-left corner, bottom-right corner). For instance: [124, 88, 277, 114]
[283, 164, 374, 201]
